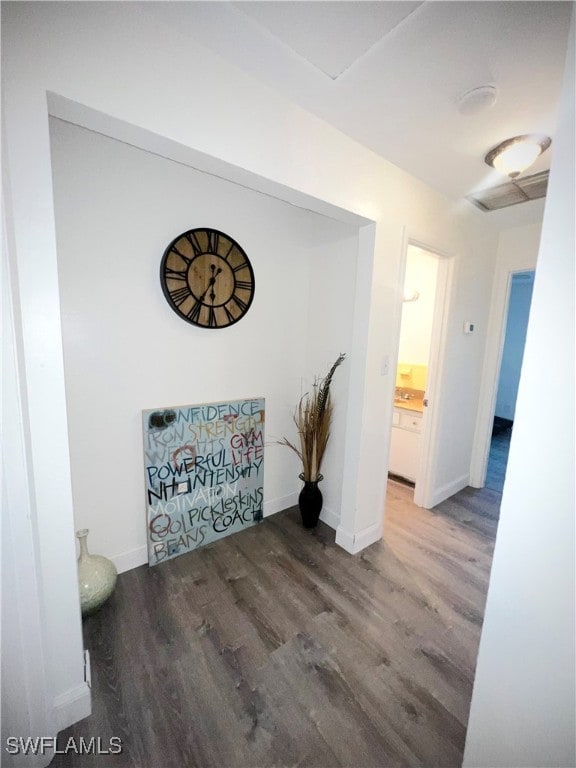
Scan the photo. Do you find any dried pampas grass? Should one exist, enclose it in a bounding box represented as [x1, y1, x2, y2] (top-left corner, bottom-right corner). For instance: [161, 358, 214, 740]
[278, 353, 346, 481]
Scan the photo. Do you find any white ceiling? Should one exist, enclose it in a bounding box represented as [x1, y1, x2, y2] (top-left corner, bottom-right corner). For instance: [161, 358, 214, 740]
[145, 1, 573, 222]
[234, 1, 424, 79]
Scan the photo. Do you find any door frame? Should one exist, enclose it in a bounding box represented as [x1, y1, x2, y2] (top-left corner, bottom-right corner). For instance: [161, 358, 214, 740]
[470, 253, 538, 488]
[394, 237, 454, 508]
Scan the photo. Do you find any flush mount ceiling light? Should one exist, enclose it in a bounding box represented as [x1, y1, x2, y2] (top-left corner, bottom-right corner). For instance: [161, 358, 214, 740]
[485, 134, 551, 179]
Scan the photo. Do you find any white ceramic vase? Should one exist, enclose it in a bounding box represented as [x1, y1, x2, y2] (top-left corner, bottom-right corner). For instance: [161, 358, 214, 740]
[76, 529, 117, 616]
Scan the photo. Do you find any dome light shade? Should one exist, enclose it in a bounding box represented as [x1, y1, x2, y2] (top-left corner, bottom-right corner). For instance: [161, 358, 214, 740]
[485, 135, 551, 178]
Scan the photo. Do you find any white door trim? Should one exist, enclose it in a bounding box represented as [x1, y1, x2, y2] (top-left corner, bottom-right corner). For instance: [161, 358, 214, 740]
[390, 237, 454, 509]
[2, 190, 55, 755]
[410, 241, 454, 509]
[470, 253, 539, 488]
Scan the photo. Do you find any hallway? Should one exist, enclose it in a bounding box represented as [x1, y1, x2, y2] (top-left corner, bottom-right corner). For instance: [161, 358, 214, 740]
[485, 427, 512, 494]
[51, 485, 499, 768]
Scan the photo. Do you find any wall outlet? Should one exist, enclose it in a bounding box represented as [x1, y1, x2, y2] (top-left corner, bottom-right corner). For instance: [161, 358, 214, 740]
[463, 321, 475, 334]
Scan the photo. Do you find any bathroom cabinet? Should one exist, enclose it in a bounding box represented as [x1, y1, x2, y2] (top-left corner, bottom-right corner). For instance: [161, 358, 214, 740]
[389, 407, 422, 482]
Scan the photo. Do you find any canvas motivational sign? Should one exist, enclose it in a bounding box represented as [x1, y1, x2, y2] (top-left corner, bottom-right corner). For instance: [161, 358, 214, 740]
[142, 398, 264, 566]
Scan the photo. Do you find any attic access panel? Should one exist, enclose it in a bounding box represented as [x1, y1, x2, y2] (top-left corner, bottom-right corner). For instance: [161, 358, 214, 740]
[467, 170, 549, 211]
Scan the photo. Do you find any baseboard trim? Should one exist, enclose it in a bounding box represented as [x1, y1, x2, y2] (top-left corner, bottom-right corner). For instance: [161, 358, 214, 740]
[264, 492, 298, 517]
[319, 505, 339, 530]
[427, 474, 469, 508]
[52, 682, 91, 733]
[111, 545, 147, 574]
[336, 519, 382, 554]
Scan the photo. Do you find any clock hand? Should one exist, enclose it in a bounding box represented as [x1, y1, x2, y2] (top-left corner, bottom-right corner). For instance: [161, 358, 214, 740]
[198, 266, 223, 303]
[209, 267, 222, 303]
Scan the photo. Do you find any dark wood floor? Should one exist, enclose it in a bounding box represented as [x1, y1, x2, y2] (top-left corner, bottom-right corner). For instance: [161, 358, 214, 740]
[485, 428, 512, 494]
[51, 484, 499, 768]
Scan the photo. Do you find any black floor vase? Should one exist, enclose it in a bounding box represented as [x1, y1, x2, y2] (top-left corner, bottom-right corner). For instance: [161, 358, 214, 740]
[298, 473, 323, 528]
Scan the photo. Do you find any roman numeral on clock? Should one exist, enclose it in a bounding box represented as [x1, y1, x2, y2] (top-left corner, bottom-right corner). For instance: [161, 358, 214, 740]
[187, 301, 202, 323]
[170, 246, 191, 265]
[164, 268, 187, 282]
[169, 286, 191, 306]
[185, 232, 203, 256]
[232, 294, 248, 313]
[222, 240, 235, 260]
[208, 231, 219, 254]
[235, 280, 252, 291]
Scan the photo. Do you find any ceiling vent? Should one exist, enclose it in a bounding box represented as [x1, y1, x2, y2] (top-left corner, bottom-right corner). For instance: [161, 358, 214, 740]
[467, 170, 549, 211]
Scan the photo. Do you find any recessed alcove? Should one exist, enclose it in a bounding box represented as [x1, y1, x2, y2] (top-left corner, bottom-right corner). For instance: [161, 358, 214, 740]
[49, 114, 372, 571]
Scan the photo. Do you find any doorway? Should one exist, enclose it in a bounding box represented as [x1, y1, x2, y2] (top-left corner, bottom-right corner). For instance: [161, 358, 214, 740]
[388, 243, 450, 507]
[485, 270, 535, 492]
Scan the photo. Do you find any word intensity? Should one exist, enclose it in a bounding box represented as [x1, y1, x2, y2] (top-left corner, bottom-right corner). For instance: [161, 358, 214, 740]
[142, 398, 265, 566]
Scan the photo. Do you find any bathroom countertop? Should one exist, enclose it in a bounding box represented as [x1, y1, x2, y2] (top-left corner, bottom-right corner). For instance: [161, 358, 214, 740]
[393, 398, 424, 413]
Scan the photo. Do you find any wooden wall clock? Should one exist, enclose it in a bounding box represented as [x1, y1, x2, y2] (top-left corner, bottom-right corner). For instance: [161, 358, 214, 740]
[160, 228, 255, 328]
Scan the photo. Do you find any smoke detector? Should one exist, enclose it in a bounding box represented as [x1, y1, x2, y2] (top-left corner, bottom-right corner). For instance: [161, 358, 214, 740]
[457, 85, 498, 115]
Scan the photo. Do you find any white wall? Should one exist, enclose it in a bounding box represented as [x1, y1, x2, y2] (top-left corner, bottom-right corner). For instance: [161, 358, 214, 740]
[3, 1, 502, 737]
[306, 225, 358, 528]
[50, 118, 358, 570]
[2, 203, 60, 766]
[398, 246, 439, 365]
[494, 273, 534, 420]
[464, 11, 575, 767]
